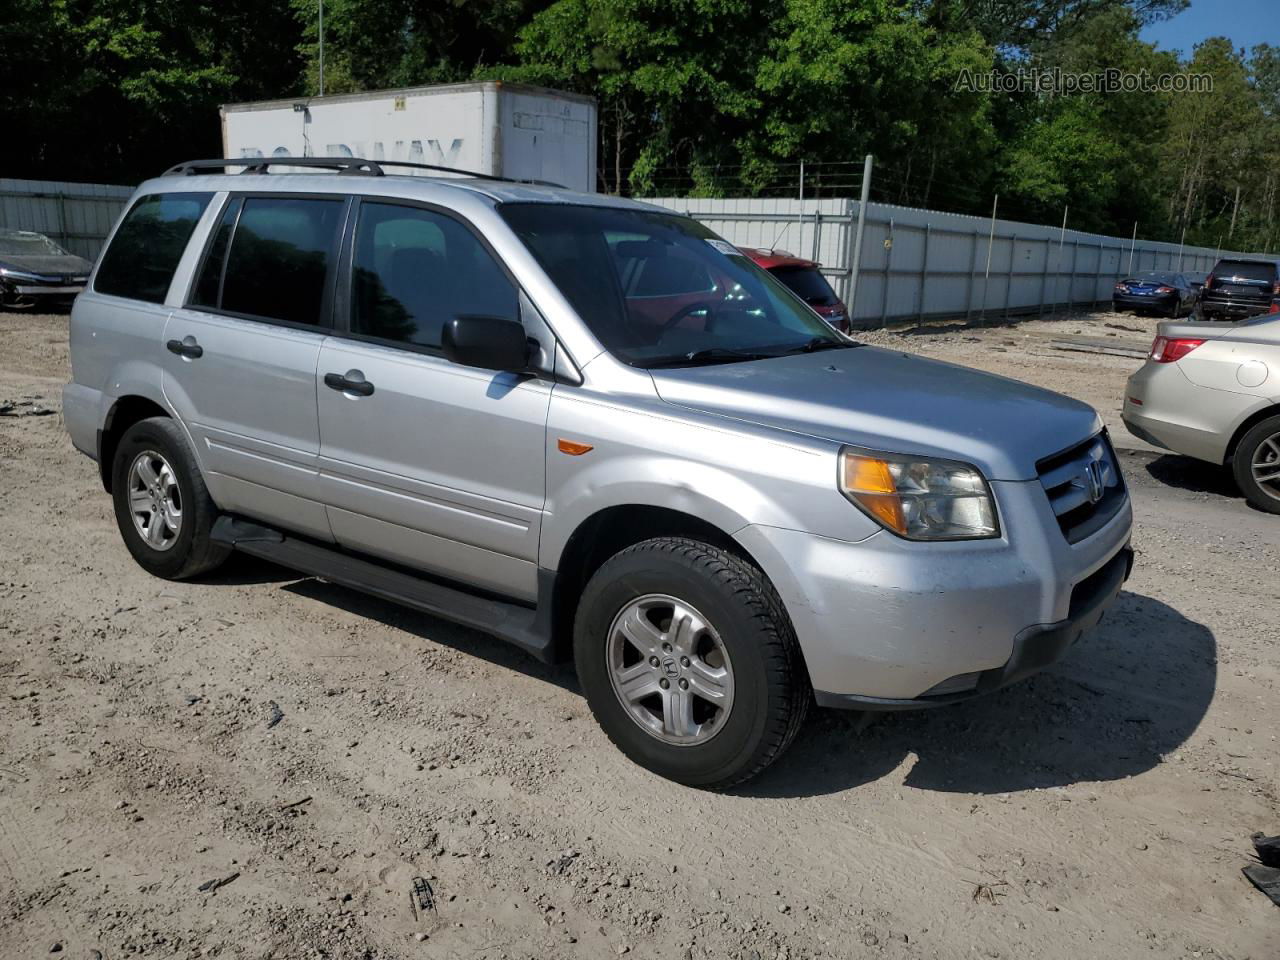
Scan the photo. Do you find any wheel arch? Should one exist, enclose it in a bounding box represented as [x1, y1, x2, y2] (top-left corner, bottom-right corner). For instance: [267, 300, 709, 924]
[98, 395, 171, 492]
[1224, 402, 1280, 465]
[546, 504, 773, 662]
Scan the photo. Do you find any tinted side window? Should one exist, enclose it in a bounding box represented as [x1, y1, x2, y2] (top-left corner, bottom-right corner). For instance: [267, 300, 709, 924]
[95, 192, 212, 303]
[351, 202, 518, 349]
[220, 197, 343, 325]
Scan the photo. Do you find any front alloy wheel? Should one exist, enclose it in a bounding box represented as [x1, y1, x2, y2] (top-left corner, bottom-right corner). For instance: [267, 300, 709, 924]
[574, 537, 810, 789]
[607, 594, 734, 745]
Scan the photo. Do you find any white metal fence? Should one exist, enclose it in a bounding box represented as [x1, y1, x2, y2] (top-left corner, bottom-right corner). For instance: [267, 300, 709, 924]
[0, 178, 134, 261]
[2, 177, 1268, 322]
[648, 196, 1270, 326]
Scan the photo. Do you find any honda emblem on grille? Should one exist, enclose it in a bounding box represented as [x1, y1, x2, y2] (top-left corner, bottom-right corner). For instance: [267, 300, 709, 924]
[1084, 460, 1105, 504]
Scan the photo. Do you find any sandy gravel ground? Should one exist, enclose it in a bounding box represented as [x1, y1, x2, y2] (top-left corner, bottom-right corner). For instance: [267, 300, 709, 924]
[1, 307, 1277, 960]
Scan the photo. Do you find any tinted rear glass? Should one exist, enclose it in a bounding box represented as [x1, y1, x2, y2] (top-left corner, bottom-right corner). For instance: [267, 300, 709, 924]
[771, 265, 839, 305]
[219, 197, 343, 325]
[95, 192, 212, 303]
[1123, 272, 1177, 284]
[1213, 260, 1277, 282]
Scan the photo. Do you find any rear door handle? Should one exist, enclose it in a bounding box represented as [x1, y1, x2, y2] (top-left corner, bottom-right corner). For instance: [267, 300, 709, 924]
[166, 337, 203, 359]
[324, 371, 375, 397]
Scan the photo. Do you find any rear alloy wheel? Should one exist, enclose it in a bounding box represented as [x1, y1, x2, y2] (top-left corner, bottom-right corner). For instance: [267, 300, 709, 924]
[111, 417, 229, 579]
[1232, 415, 1280, 514]
[574, 537, 810, 789]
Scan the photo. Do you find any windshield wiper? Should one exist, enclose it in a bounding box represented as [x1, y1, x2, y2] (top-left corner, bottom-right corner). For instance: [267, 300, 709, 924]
[782, 337, 857, 354]
[643, 347, 774, 368]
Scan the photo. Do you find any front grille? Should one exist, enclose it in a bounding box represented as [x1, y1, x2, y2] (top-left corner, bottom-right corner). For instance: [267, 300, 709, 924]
[1037, 432, 1125, 544]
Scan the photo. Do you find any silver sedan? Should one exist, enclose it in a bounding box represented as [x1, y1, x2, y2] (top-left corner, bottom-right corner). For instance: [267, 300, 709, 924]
[1123, 313, 1280, 512]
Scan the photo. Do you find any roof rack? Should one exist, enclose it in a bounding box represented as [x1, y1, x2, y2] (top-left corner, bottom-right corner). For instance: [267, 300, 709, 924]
[162, 156, 565, 188]
[164, 157, 383, 176]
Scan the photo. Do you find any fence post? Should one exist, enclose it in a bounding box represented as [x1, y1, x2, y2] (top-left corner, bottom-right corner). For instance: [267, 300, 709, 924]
[979, 194, 998, 323]
[56, 192, 70, 250]
[811, 209, 821, 262]
[1005, 232, 1016, 320]
[965, 230, 979, 321]
[918, 223, 930, 330]
[881, 218, 894, 328]
[1096, 241, 1104, 308]
[1127, 222, 1137, 275]
[1176, 225, 1186, 272]
[1038, 236, 1050, 318]
[846, 154, 873, 323]
[1068, 240, 1079, 311]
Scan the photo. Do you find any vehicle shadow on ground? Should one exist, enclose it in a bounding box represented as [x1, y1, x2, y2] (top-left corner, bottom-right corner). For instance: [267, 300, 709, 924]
[742, 590, 1216, 799]
[1143, 454, 1240, 499]
[279, 576, 581, 694]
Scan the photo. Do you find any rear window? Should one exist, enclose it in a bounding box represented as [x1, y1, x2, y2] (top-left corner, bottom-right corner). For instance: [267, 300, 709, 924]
[95, 192, 212, 303]
[1213, 260, 1277, 283]
[771, 265, 839, 306]
[194, 196, 344, 326]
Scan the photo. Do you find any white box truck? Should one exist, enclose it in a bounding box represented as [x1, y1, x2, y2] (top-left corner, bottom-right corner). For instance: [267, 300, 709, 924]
[221, 81, 598, 193]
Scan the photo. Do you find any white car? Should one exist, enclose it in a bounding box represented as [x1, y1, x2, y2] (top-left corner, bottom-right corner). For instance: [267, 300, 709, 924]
[1123, 314, 1280, 512]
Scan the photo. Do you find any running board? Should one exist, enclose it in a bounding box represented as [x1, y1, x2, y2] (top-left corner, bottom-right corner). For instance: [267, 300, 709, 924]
[211, 516, 555, 661]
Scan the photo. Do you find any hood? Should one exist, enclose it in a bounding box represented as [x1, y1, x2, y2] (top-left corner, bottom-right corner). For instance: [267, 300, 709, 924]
[0, 253, 93, 277]
[649, 346, 1102, 480]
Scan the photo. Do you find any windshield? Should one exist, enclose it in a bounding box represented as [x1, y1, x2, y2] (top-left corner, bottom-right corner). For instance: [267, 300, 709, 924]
[0, 232, 70, 257]
[771, 265, 839, 306]
[499, 203, 844, 367]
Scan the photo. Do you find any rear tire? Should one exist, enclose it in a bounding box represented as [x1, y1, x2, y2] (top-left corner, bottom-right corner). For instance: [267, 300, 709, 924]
[1232, 415, 1280, 515]
[111, 417, 229, 579]
[573, 537, 810, 789]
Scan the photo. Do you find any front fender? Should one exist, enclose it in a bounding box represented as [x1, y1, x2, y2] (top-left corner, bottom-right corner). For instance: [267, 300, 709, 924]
[540, 391, 880, 569]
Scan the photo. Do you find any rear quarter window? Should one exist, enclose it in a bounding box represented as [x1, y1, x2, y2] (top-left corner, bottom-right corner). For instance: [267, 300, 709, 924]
[94, 192, 213, 303]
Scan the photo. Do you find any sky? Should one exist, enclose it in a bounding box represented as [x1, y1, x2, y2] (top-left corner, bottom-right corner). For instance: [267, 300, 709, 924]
[1140, 0, 1279, 57]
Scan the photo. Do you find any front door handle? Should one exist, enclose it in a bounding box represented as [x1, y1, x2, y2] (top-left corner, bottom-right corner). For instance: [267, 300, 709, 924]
[324, 371, 375, 397]
[166, 337, 203, 359]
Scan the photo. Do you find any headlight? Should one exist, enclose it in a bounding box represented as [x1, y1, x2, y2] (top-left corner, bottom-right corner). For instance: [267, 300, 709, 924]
[838, 446, 998, 540]
[0, 265, 43, 283]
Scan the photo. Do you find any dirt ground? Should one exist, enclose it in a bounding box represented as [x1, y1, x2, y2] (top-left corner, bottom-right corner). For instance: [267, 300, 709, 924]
[1, 307, 1277, 960]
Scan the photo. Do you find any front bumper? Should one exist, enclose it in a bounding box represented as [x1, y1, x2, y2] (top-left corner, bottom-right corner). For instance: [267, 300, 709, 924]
[736, 476, 1134, 704]
[814, 545, 1132, 709]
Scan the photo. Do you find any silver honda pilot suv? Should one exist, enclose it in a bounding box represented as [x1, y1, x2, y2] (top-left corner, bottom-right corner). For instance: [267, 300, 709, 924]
[63, 158, 1134, 788]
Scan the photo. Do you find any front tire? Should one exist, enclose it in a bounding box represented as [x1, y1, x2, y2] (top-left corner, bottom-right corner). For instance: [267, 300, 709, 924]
[111, 417, 228, 579]
[573, 537, 810, 789]
[1232, 415, 1280, 515]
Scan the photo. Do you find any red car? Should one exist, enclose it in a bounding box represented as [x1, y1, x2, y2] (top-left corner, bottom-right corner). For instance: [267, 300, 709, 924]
[740, 247, 850, 333]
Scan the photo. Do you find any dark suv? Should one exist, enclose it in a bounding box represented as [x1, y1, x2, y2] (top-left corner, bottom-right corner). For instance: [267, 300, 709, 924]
[1199, 258, 1280, 321]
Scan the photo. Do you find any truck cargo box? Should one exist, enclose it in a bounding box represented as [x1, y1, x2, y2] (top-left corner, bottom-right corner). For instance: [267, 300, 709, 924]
[221, 81, 597, 193]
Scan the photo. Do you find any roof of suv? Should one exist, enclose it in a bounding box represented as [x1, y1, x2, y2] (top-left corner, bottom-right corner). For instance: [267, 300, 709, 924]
[146, 163, 661, 212]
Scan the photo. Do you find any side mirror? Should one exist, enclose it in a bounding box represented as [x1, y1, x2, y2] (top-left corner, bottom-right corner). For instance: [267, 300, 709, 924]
[441, 316, 530, 372]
